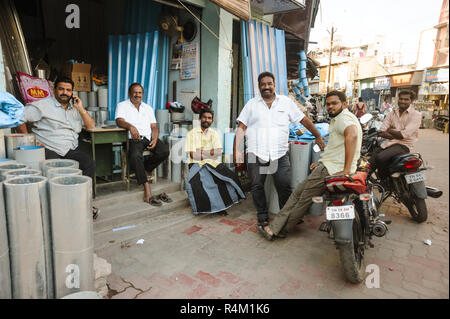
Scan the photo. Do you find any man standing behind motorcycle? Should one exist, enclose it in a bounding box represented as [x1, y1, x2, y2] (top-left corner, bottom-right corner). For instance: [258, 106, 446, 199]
[368, 90, 422, 177]
[257, 90, 362, 240]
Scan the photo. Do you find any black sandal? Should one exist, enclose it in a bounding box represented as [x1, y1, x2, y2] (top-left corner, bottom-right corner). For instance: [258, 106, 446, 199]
[257, 224, 274, 241]
[158, 192, 173, 203]
[92, 207, 100, 220]
[148, 196, 163, 207]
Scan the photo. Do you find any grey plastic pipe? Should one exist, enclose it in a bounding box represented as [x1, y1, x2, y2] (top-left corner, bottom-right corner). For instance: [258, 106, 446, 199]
[15, 147, 45, 171]
[2, 169, 41, 181]
[0, 181, 12, 299]
[0, 163, 30, 181]
[4, 134, 36, 159]
[41, 159, 79, 177]
[3, 176, 51, 299]
[49, 176, 94, 298]
[46, 168, 82, 180]
[289, 142, 313, 189]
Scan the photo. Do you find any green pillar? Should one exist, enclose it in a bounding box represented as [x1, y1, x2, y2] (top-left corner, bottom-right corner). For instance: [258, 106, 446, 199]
[200, 2, 233, 134]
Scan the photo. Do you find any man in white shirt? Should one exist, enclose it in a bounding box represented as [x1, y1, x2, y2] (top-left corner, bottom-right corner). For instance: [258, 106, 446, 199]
[234, 72, 325, 227]
[115, 83, 170, 206]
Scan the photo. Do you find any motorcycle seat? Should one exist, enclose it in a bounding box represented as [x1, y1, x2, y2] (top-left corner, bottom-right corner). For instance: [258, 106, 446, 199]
[325, 171, 369, 194]
[389, 153, 419, 172]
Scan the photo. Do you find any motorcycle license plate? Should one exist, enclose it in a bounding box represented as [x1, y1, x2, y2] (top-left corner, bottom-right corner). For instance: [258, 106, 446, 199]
[405, 172, 426, 184]
[326, 205, 355, 221]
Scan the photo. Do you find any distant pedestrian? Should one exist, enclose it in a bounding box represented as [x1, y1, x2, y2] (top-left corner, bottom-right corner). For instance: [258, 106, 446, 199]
[380, 97, 392, 114]
[352, 97, 366, 118]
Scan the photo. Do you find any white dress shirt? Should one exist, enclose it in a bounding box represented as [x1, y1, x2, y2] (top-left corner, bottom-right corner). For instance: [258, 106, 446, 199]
[237, 94, 305, 162]
[115, 99, 157, 140]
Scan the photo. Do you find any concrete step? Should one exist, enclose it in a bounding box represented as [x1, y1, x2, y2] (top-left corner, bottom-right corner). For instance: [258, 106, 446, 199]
[93, 190, 190, 234]
[93, 182, 181, 209]
[94, 206, 195, 251]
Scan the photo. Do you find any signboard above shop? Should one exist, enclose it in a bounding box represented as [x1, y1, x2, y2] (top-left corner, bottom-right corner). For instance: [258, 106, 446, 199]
[374, 77, 391, 90]
[425, 67, 449, 83]
[391, 72, 413, 87]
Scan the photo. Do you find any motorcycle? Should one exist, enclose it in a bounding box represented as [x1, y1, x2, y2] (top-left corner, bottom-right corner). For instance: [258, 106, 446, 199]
[310, 160, 387, 284]
[358, 114, 443, 223]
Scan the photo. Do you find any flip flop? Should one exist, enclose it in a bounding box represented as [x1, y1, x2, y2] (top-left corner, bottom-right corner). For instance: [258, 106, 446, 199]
[257, 225, 274, 241]
[158, 192, 173, 203]
[148, 196, 163, 207]
[92, 207, 100, 220]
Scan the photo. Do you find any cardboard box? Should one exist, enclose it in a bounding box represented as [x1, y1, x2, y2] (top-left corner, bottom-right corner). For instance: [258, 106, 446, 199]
[62, 63, 91, 92]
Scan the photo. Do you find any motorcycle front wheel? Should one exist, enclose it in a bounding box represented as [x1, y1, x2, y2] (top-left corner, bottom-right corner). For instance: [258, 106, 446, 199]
[337, 213, 366, 284]
[402, 195, 428, 223]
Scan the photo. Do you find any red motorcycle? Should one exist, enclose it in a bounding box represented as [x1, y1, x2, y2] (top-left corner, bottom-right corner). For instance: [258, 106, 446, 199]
[312, 163, 389, 283]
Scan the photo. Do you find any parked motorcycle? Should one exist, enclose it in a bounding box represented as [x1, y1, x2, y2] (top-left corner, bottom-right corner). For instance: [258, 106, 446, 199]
[359, 114, 443, 223]
[311, 160, 387, 283]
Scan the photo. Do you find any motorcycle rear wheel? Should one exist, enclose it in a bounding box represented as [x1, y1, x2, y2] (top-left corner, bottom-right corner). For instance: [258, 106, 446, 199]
[403, 196, 428, 223]
[337, 214, 366, 284]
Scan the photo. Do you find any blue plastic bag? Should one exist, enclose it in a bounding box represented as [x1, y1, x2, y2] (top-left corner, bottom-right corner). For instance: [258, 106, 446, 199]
[0, 92, 24, 129]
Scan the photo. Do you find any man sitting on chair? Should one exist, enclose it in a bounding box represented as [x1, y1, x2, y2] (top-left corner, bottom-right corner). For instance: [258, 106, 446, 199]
[115, 83, 170, 206]
[184, 109, 245, 215]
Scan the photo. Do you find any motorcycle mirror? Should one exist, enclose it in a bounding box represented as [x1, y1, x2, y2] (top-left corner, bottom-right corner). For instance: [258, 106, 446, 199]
[360, 113, 373, 125]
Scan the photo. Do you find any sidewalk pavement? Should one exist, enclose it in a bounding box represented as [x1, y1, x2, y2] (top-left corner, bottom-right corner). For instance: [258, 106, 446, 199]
[97, 129, 449, 299]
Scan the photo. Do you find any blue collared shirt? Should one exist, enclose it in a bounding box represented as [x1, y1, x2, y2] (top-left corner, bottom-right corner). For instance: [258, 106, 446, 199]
[23, 97, 83, 156]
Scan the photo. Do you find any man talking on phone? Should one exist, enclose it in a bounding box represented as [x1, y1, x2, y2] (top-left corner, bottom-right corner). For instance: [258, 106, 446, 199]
[15, 77, 99, 218]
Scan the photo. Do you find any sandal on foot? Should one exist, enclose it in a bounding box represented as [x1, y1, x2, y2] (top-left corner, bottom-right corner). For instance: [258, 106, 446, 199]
[257, 225, 274, 241]
[158, 192, 173, 203]
[92, 207, 100, 220]
[148, 196, 162, 207]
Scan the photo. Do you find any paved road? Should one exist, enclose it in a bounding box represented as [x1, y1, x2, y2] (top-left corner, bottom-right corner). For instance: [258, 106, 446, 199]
[98, 129, 449, 299]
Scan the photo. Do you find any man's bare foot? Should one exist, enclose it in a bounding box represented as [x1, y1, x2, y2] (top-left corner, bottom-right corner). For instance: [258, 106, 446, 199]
[264, 225, 274, 236]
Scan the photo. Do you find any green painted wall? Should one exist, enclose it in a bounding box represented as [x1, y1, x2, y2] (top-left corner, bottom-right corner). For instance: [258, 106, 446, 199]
[200, 2, 233, 134]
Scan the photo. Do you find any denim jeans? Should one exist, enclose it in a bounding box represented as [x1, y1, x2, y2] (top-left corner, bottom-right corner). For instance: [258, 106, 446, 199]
[247, 152, 292, 224]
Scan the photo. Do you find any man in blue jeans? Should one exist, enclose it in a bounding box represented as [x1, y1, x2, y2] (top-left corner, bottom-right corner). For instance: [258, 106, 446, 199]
[234, 72, 325, 227]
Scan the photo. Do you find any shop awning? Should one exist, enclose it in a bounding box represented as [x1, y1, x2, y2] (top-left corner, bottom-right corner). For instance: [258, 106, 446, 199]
[208, 0, 308, 22]
[209, 0, 251, 21]
[251, 0, 306, 15]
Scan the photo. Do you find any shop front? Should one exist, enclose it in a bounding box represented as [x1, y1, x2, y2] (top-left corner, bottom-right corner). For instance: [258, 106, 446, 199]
[421, 67, 449, 114]
[390, 71, 423, 101]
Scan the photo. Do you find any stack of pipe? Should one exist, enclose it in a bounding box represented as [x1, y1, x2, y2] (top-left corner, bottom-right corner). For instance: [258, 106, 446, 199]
[0, 163, 30, 181]
[289, 141, 313, 189]
[2, 169, 41, 181]
[41, 159, 79, 177]
[14, 146, 45, 171]
[0, 129, 6, 158]
[3, 176, 51, 298]
[98, 88, 108, 110]
[5, 134, 36, 159]
[0, 180, 12, 298]
[49, 176, 94, 298]
[156, 109, 170, 134]
[46, 168, 82, 180]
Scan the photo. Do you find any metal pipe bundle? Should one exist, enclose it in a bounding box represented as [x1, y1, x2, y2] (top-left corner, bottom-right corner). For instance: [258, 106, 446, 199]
[3, 177, 50, 299]
[5, 134, 36, 159]
[14, 146, 45, 171]
[2, 169, 41, 181]
[49, 176, 94, 298]
[0, 181, 12, 299]
[46, 168, 82, 180]
[41, 159, 79, 177]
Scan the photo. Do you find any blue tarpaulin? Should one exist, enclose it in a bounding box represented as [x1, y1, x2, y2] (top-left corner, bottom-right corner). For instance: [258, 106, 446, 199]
[0, 92, 24, 129]
[289, 123, 329, 141]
